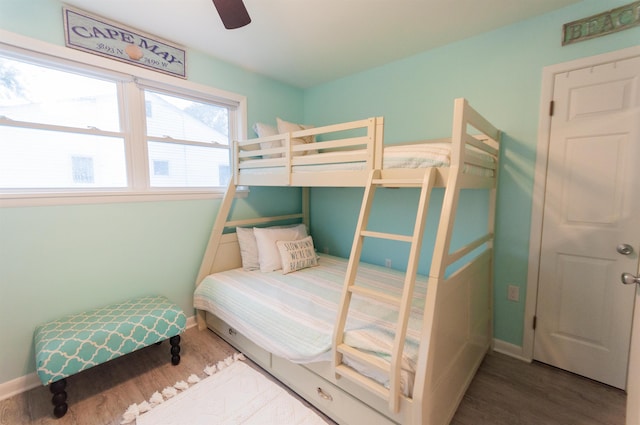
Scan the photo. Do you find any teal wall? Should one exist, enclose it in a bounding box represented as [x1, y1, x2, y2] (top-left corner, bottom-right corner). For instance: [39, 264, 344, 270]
[304, 0, 640, 347]
[0, 0, 305, 384]
[1, 0, 639, 387]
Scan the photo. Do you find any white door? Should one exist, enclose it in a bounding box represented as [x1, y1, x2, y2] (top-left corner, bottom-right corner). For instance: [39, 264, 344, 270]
[533, 55, 640, 389]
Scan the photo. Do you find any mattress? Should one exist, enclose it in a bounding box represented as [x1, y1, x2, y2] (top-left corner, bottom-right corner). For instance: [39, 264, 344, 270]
[239, 142, 495, 176]
[193, 254, 428, 395]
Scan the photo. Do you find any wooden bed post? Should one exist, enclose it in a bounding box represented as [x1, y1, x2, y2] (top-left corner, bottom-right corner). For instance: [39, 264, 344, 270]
[302, 187, 310, 230]
[412, 99, 500, 424]
[429, 98, 466, 275]
[194, 181, 237, 330]
[374, 117, 384, 169]
[413, 98, 474, 424]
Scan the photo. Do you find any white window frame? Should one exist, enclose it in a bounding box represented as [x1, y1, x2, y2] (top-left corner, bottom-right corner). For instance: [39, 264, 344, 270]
[0, 29, 247, 207]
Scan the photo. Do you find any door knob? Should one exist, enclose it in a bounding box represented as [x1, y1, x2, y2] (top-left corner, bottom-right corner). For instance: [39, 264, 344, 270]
[621, 272, 640, 285]
[617, 244, 634, 255]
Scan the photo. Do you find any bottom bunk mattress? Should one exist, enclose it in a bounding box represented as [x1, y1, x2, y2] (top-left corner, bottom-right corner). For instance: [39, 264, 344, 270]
[193, 253, 428, 396]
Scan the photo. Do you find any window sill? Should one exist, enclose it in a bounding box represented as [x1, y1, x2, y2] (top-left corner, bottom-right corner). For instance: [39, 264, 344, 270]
[0, 188, 248, 208]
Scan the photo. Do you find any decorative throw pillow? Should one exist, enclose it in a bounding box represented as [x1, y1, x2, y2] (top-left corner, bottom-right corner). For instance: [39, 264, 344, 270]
[277, 236, 319, 274]
[236, 227, 260, 271]
[253, 122, 282, 158]
[253, 224, 308, 272]
[276, 118, 318, 156]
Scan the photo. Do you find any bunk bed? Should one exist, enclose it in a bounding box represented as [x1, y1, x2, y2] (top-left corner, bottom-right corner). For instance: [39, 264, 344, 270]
[193, 98, 501, 425]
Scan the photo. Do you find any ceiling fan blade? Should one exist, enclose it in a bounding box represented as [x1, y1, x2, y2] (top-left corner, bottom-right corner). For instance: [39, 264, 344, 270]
[212, 0, 251, 29]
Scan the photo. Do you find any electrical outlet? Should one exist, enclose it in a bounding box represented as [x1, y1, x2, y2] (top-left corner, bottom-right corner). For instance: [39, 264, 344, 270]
[324, 246, 329, 254]
[385, 259, 392, 268]
[507, 284, 520, 302]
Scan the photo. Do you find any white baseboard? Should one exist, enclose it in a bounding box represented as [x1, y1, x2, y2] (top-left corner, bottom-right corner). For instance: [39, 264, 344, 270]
[185, 315, 197, 329]
[1, 315, 197, 402]
[0, 372, 41, 402]
[492, 338, 532, 363]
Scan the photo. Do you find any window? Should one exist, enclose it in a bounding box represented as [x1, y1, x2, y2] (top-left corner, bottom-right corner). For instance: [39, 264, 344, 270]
[143, 89, 231, 188]
[0, 40, 245, 205]
[0, 57, 126, 189]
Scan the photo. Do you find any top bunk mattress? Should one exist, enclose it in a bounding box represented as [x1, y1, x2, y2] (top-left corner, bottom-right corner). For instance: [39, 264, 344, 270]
[238, 142, 496, 177]
[193, 253, 427, 392]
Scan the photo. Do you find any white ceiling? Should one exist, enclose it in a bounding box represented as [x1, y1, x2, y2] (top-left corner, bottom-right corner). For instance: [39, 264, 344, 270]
[62, 0, 581, 88]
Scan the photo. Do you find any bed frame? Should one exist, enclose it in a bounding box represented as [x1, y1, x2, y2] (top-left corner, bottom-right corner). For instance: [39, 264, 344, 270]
[233, 116, 384, 187]
[195, 98, 501, 424]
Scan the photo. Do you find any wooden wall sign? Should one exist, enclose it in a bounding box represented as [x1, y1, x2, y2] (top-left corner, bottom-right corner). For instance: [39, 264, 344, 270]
[63, 7, 186, 78]
[562, 1, 640, 45]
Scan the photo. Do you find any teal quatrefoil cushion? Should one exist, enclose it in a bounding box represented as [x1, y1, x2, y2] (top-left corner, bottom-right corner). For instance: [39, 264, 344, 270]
[34, 295, 186, 385]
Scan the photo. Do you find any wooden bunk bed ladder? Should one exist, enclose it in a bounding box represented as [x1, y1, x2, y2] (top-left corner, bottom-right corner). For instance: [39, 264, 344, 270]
[332, 167, 436, 414]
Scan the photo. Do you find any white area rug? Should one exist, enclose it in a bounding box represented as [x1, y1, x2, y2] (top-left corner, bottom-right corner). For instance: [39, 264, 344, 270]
[121, 355, 327, 425]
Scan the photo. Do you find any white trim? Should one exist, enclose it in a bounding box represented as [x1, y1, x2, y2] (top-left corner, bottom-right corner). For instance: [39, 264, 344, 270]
[523, 45, 640, 361]
[0, 188, 248, 208]
[185, 315, 197, 329]
[492, 338, 530, 363]
[0, 29, 245, 105]
[0, 372, 41, 402]
[0, 315, 197, 401]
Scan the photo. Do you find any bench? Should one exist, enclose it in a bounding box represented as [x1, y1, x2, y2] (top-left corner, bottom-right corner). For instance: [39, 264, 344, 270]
[33, 295, 187, 418]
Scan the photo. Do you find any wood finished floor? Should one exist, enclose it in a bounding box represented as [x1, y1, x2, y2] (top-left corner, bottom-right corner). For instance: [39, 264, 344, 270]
[0, 326, 626, 425]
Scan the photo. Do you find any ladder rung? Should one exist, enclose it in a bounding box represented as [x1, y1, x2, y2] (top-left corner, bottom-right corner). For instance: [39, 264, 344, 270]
[335, 364, 390, 399]
[337, 343, 391, 375]
[360, 230, 412, 243]
[372, 178, 423, 187]
[348, 285, 401, 306]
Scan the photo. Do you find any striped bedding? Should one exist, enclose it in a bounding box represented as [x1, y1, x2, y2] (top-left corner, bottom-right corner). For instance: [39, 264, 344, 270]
[193, 254, 428, 394]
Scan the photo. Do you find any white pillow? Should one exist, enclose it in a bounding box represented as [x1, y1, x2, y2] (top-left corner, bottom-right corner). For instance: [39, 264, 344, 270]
[277, 236, 318, 274]
[254, 224, 308, 272]
[253, 122, 281, 158]
[236, 224, 306, 270]
[276, 118, 317, 156]
[236, 227, 260, 271]
[253, 122, 278, 138]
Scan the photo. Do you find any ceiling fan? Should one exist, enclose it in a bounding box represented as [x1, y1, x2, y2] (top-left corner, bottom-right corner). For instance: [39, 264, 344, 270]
[211, 0, 251, 29]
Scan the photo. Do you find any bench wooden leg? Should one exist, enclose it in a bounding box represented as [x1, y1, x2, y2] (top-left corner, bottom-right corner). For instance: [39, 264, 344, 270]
[50, 378, 68, 418]
[170, 335, 181, 365]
